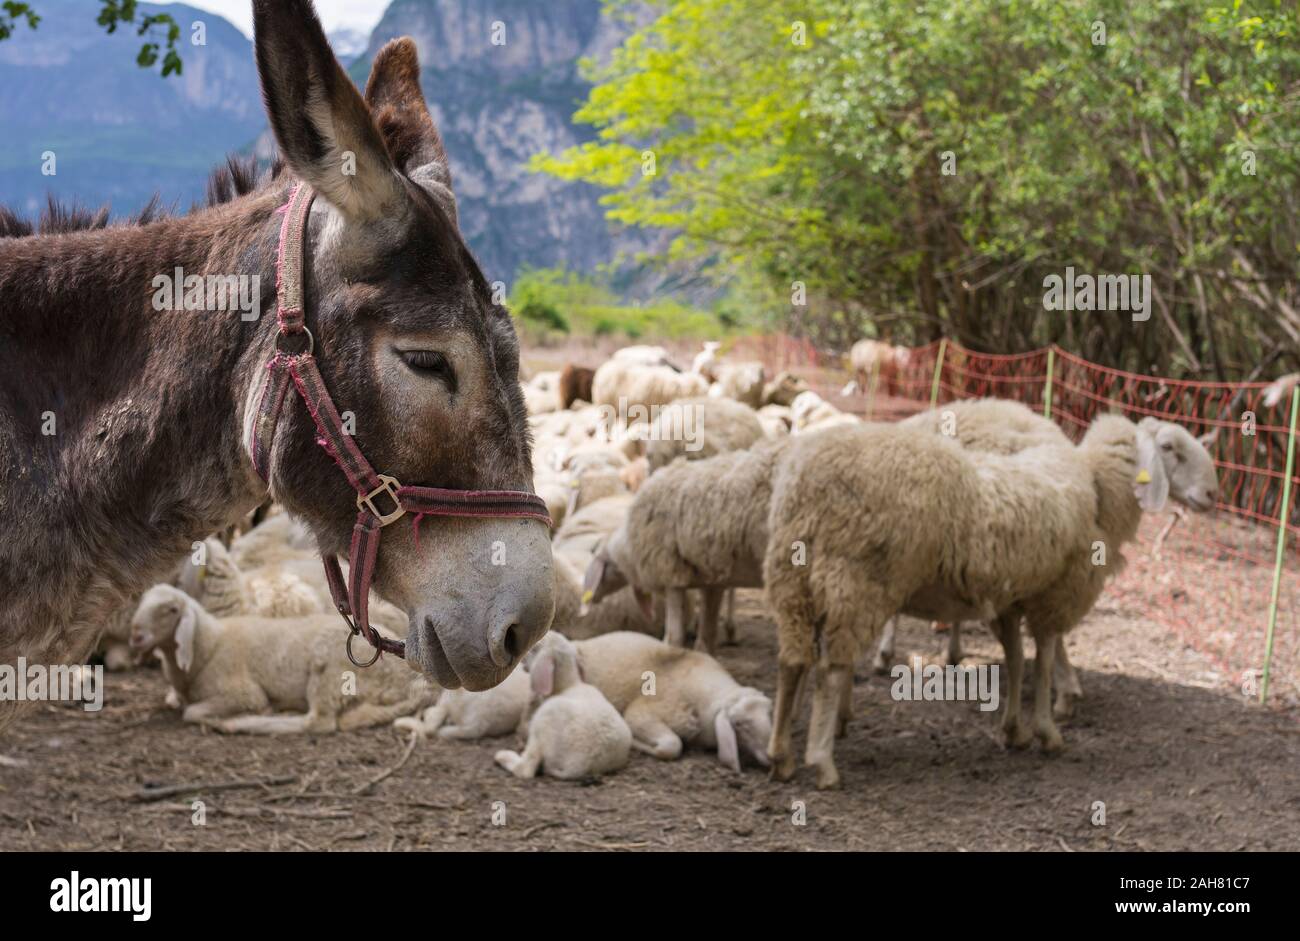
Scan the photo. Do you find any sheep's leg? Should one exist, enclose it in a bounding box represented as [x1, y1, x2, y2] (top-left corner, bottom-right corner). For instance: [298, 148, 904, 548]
[993, 614, 1032, 749]
[872, 617, 897, 674]
[723, 589, 737, 645]
[338, 693, 431, 732]
[836, 668, 853, 739]
[215, 711, 335, 735]
[664, 588, 688, 647]
[1052, 634, 1083, 718]
[624, 701, 683, 760]
[181, 697, 253, 726]
[944, 622, 964, 665]
[805, 663, 850, 790]
[696, 586, 724, 654]
[1029, 627, 1065, 754]
[495, 739, 542, 779]
[768, 661, 806, 783]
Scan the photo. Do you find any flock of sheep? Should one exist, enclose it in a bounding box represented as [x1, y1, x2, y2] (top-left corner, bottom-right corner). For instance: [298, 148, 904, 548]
[103, 338, 1220, 790]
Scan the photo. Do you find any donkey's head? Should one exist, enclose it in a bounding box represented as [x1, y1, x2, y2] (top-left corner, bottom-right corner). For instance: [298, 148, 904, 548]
[249, 1, 553, 690]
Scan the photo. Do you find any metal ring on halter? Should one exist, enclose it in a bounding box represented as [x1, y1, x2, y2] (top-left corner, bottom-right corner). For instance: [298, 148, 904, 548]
[275, 325, 315, 358]
[345, 626, 382, 669]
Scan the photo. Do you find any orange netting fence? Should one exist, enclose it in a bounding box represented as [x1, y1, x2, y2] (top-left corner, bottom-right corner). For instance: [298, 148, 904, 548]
[744, 335, 1299, 705]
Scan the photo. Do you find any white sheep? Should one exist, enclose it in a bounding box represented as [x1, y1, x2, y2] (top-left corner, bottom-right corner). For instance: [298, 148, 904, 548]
[709, 361, 766, 409]
[575, 631, 771, 770]
[550, 495, 683, 639]
[763, 413, 1218, 787]
[584, 440, 786, 653]
[395, 667, 530, 740]
[643, 396, 765, 474]
[761, 371, 809, 407]
[494, 632, 632, 780]
[612, 345, 678, 369]
[129, 585, 434, 733]
[591, 360, 710, 425]
[790, 390, 859, 433]
[692, 341, 722, 381]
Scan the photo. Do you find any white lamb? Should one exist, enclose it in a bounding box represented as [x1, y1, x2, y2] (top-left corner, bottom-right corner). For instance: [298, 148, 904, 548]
[692, 341, 722, 381]
[790, 390, 859, 433]
[709, 361, 766, 409]
[395, 667, 530, 740]
[129, 585, 434, 733]
[494, 632, 632, 780]
[575, 631, 771, 770]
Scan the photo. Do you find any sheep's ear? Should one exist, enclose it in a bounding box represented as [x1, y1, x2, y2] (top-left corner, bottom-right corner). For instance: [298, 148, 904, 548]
[1198, 430, 1218, 450]
[529, 652, 555, 699]
[253, 0, 404, 223]
[633, 588, 654, 622]
[580, 556, 606, 613]
[1134, 427, 1170, 512]
[175, 604, 198, 673]
[715, 711, 741, 772]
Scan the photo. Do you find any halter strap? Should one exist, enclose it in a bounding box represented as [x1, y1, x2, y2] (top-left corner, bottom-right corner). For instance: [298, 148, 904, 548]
[247, 182, 551, 666]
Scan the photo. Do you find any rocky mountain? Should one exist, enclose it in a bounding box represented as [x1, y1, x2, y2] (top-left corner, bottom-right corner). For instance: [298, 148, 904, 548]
[0, 0, 644, 288]
[0, 0, 263, 216]
[353, 0, 635, 284]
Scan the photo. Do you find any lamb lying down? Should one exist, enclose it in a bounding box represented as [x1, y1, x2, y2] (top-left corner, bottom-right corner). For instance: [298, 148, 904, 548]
[575, 631, 771, 771]
[494, 633, 631, 780]
[395, 667, 530, 741]
[130, 585, 434, 734]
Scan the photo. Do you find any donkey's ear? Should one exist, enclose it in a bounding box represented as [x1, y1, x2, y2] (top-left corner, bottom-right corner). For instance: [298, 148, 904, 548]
[364, 39, 453, 190]
[253, 0, 403, 222]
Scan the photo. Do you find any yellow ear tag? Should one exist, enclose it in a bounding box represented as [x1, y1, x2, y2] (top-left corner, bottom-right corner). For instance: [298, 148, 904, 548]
[1135, 469, 1152, 484]
[581, 590, 594, 604]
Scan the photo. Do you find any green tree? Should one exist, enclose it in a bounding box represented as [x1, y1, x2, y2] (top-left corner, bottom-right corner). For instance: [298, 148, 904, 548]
[1, 0, 183, 76]
[536, 0, 1300, 378]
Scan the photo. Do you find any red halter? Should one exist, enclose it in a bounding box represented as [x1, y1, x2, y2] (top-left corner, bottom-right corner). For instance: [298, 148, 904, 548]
[247, 183, 551, 667]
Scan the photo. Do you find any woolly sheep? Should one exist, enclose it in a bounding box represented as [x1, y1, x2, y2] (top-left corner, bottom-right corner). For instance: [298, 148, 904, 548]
[182, 536, 408, 636]
[761, 371, 809, 407]
[843, 339, 910, 397]
[612, 345, 679, 369]
[395, 667, 530, 740]
[494, 632, 631, 780]
[763, 414, 1218, 788]
[692, 341, 722, 381]
[643, 397, 765, 474]
[584, 440, 786, 653]
[790, 390, 858, 433]
[575, 631, 772, 771]
[129, 585, 434, 733]
[591, 360, 710, 424]
[881, 398, 1087, 714]
[709, 361, 766, 409]
[550, 495, 681, 639]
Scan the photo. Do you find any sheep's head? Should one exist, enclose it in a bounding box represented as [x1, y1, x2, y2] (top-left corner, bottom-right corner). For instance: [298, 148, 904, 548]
[762, 371, 809, 407]
[790, 390, 824, 424]
[715, 687, 772, 771]
[130, 584, 199, 670]
[1137, 418, 1219, 512]
[522, 631, 581, 700]
[580, 529, 651, 618]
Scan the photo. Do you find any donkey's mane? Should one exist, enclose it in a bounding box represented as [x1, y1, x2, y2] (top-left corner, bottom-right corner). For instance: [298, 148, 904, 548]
[0, 153, 285, 239]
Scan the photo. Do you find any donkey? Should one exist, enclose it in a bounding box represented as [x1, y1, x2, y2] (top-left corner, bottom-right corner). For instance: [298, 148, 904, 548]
[0, 0, 555, 731]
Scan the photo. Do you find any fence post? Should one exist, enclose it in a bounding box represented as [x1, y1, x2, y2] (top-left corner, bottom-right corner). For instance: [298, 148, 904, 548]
[930, 338, 948, 409]
[1043, 347, 1056, 420]
[1262, 385, 1300, 704]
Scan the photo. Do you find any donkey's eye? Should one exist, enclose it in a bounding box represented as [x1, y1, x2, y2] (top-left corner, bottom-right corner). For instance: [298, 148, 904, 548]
[401, 350, 457, 390]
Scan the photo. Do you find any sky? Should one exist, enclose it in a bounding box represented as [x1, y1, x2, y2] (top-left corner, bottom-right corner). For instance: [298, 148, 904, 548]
[183, 0, 390, 38]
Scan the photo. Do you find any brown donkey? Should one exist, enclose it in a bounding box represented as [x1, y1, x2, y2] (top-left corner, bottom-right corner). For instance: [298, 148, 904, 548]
[0, 0, 555, 730]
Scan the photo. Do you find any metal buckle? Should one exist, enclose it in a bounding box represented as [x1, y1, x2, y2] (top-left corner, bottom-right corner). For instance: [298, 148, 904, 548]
[274, 326, 314, 358]
[357, 475, 406, 527]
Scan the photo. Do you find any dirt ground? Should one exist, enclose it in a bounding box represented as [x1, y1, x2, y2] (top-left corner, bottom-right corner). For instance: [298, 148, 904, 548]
[2, 586, 1296, 852]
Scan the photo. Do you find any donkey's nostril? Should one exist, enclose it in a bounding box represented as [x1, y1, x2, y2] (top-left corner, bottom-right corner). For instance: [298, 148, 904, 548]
[488, 619, 525, 668]
[503, 624, 522, 661]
